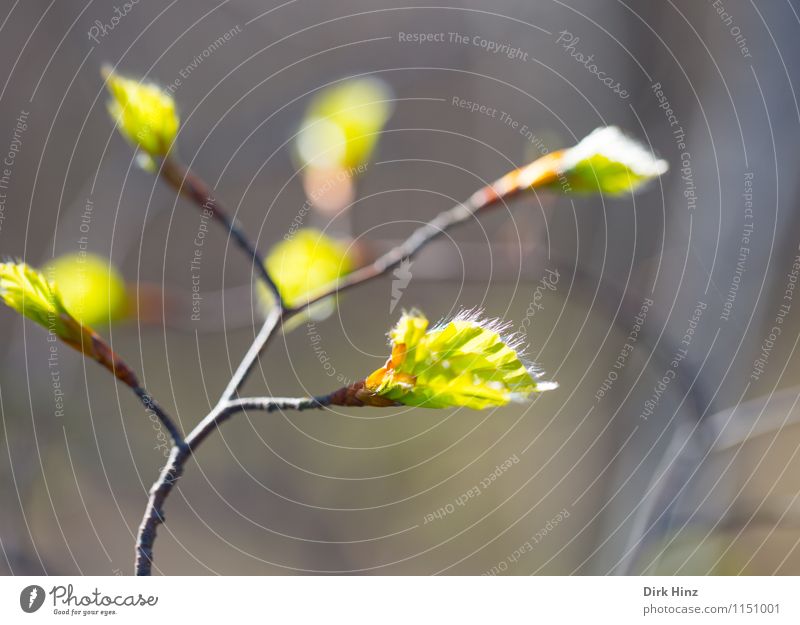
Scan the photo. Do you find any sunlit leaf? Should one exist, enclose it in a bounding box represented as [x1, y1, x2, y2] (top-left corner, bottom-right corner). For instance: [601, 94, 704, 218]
[0, 261, 80, 342]
[103, 66, 180, 157]
[556, 126, 669, 194]
[501, 126, 668, 196]
[355, 309, 557, 409]
[0, 260, 138, 386]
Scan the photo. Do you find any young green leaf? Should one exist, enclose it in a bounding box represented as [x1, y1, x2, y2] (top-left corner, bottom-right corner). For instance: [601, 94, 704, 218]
[333, 309, 557, 409]
[0, 261, 138, 387]
[0, 261, 80, 343]
[102, 66, 180, 158]
[497, 126, 668, 196]
[555, 126, 669, 194]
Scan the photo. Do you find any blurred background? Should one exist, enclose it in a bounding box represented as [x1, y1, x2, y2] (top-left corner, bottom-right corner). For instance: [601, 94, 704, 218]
[0, 0, 799, 575]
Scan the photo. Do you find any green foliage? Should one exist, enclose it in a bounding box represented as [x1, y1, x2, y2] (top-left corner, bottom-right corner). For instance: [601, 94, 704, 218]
[359, 310, 557, 409]
[555, 126, 669, 194]
[103, 66, 180, 158]
[0, 261, 80, 342]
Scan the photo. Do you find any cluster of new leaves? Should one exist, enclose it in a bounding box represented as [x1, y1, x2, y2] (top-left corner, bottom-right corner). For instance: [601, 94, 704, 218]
[0, 66, 672, 577]
[0, 68, 669, 412]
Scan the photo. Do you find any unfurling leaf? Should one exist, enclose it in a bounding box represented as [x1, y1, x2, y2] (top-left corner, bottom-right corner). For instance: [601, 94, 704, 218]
[263, 228, 353, 315]
[0, 261, 79, 342]
[497, 126, 668, 196]
[332, 309, 557, 410]
[555, 126, 669, 194]
[102, 65, 180, 157]
[0, 261, 138, 387]
[46, 253, 128, 326]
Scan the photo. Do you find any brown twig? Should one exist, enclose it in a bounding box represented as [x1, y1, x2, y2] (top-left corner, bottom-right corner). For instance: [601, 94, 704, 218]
[66, 325, 186, 449]
[219, 306, 283, 402]
[291, 179, 524, 314]
[133, 159, 551, 575]
[159, 155, 284, 306]
[134, 395, 326, 576]
[131, 386, 186, 452]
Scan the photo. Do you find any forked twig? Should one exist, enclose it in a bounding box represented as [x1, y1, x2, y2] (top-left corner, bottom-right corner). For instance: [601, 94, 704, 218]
[133, 165, 530, 575]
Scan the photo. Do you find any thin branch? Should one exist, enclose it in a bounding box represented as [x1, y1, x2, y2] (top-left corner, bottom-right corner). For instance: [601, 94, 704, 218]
[189, 396, 327, 450]
[157, 156, 291, 407]
[134, 395, 326, 576]
[219, 306, 283, 403]
[131, 386, 186, 451]
[186, 160, 528, 407]
[135, 443, 189, 576]
[219, 176, 521, 400]
[134, 163, 545, 575]
[81, 329, 185, 448]
[213, 174, 522, 406]
[159, 155, 284, 306]
[291, 181, 520, 314]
